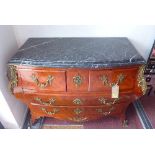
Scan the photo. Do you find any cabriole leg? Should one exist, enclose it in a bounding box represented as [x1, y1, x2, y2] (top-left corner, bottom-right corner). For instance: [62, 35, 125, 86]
[28, 112, 41, 128]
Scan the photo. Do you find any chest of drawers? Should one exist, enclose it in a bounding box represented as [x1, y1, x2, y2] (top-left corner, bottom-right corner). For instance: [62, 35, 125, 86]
[7, 38, 146, 126]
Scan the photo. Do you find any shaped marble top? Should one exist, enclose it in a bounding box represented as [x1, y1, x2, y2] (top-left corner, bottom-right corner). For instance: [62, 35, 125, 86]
[8, 37, 146, 68]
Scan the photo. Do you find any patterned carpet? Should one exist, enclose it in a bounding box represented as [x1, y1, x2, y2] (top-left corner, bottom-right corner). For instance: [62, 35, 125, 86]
[139, 96, 155, 128]
[24, 95, 155, 129]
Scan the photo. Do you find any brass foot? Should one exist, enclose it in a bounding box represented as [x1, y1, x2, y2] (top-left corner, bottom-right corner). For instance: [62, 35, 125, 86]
[122, 120, 128, 128]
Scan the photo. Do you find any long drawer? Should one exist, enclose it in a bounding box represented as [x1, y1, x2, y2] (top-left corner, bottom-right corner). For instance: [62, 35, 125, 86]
[20, 93, 134, 106]
[29, 104, 127, 122]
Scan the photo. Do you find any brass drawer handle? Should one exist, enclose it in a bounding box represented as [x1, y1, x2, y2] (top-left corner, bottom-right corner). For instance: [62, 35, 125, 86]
[34, 97, 56, 105]
[31, 74, 54, 88]
[99, 73, 125, 87]
[41, 107, 59, 115]
[68, 116, 88, 122]
[73, 74, 83, 87]
[96, 107, 115, 116]
[98, 97, 119, 105]
[73, 98, 83, 105]
[74, 108, 83, 115]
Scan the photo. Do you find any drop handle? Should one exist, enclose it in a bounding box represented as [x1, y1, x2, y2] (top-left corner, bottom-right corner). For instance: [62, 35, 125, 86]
[99, 73, 125, 87]
[96, 107, 115, 116]
[41, 108, 59, 115]
[31, 74, 54, 88]
[34, 97, 56, 105]
[98, 97, 119, 105]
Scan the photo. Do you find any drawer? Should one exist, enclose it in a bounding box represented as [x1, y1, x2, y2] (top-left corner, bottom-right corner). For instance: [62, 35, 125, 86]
[89, 68, 138, 91]
[67, 70, 89, 92]
[23, 93, 133, 106]
[89, 70, 112, 91]
[112, 69, 137, 90]
[19, 68, 66, 92]
[29, 104, 121, 122]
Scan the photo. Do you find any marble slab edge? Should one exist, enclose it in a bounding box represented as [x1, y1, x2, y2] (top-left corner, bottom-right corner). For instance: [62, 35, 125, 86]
[8, 60, 146, 69]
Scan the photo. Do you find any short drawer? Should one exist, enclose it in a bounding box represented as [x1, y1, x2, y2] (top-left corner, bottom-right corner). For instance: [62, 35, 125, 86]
[67, 70, 89, 92]
[89, 68, 138, 91]
[112, 69, 137, 90]
[19, 68, 66, 92]
[89, 70, 112, 91]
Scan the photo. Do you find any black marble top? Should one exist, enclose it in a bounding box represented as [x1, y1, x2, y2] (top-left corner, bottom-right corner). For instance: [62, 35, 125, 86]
[8, 37, 146, 68]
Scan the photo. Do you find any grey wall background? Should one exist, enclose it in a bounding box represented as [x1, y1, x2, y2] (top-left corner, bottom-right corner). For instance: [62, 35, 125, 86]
[13, 25, 155, 60]
[0, 26, 27, 128]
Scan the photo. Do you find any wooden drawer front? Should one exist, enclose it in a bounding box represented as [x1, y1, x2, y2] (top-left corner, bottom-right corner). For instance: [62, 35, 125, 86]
[32, 96, 121, 106]
[89, 70, 112, 91]
[29, 105, 121, 120]
[112, 69, 137, 90]
[19, 69, 66, 92]
[67, 70, 89, 91]
[23, 93, 132, 106]
[90, 68, 138, 91]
